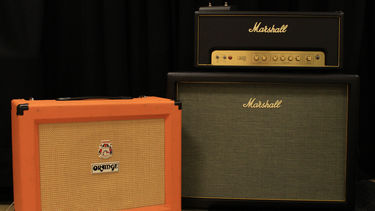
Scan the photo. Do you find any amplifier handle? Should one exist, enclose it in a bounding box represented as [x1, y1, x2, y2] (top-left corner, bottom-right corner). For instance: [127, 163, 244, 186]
[55, 96, 133, 101]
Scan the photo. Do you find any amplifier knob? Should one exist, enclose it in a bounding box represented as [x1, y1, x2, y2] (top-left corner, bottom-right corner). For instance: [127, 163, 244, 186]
[262, 56, 267, 61]
[280, 56, 286, 61]
[296, 56, 301, 61]
[306, 56, 312, 61]
[254, 56, 259, 61]
[272, 56, 278, 61]
[288, 56, 293, 61]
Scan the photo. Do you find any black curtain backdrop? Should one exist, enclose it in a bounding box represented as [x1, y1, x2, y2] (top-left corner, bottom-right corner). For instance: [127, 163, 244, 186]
[0, 0, 374, 203]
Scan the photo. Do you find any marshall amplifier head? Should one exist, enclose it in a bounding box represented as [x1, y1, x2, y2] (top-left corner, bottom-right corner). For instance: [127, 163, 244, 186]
[195, 11, 343, 69]
[11, 97, 181, 211]
[167, 72, 359, 210]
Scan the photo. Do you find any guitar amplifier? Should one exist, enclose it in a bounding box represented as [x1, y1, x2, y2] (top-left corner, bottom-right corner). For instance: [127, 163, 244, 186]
[11, 97, 181, 211]
[195, 10, 343, 69]
[167, 72, 359, 210]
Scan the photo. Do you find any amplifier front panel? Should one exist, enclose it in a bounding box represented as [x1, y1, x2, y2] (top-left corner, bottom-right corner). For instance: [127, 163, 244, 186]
[178, 82, 348, 201]
[39, 118, 165, 210]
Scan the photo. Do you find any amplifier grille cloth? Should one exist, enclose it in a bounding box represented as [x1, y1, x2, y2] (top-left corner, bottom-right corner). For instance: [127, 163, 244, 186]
[39, 118, 165, 210]
[179, 82, 347, 201]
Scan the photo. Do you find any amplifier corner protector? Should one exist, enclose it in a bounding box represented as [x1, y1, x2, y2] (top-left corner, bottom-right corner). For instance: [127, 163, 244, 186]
[16, 103, 29, 116]
[174, 101, 182, 110]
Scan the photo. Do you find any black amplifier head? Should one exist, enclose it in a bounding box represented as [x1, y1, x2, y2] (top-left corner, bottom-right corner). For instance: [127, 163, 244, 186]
[195, 11, 343, 70]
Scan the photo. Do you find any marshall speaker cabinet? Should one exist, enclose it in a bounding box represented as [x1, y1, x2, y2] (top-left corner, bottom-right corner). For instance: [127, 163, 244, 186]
[11, 97, 181, 211]
[167, 72, 359, 210]
[195, 11, 343, 69]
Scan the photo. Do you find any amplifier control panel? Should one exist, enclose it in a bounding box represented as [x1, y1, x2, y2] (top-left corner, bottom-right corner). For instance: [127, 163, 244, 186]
[211, 50, 326, 67]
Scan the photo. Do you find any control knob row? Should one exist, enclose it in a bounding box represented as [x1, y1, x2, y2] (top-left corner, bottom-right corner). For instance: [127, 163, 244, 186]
[254, 55, 314, 62]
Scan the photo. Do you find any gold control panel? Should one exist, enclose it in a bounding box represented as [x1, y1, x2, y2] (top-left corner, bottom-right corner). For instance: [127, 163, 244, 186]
[211, 50, 326, 67]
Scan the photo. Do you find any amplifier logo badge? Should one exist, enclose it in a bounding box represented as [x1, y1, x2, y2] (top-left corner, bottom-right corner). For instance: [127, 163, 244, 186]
[91, 161, 119, 174]
[248, 22, 288, 33]
[243, 98, 283, 109]
[98, 140, 112, 159]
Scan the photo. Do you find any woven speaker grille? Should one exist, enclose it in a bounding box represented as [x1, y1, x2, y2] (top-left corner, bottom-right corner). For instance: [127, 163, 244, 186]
[179, 82, 348, 201]
[39, 118, 165, 210]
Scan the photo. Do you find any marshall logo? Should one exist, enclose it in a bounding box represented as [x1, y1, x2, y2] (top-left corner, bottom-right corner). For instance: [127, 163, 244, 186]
[91, 161, 119, 174]
[248, 22, 288, 33]
[98, 140, 112, 159]
[243, 98, 283, 109]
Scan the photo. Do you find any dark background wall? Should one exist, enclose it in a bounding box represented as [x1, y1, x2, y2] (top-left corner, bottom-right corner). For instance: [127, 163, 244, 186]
[0, 0, 373, 203]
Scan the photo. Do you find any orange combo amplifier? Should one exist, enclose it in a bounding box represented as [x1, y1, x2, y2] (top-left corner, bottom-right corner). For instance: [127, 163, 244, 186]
[11, 96, 181, 211]
[167, 72, 359, 210]
[195, 10, 343, 69]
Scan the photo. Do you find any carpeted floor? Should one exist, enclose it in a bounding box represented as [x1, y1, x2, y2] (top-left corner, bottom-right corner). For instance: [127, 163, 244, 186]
[1, 180, 374, 211]
[183, 180, 375, 211]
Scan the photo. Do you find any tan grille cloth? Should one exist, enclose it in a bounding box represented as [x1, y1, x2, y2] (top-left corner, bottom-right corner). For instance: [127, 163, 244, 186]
[39, 119, 165, 211]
